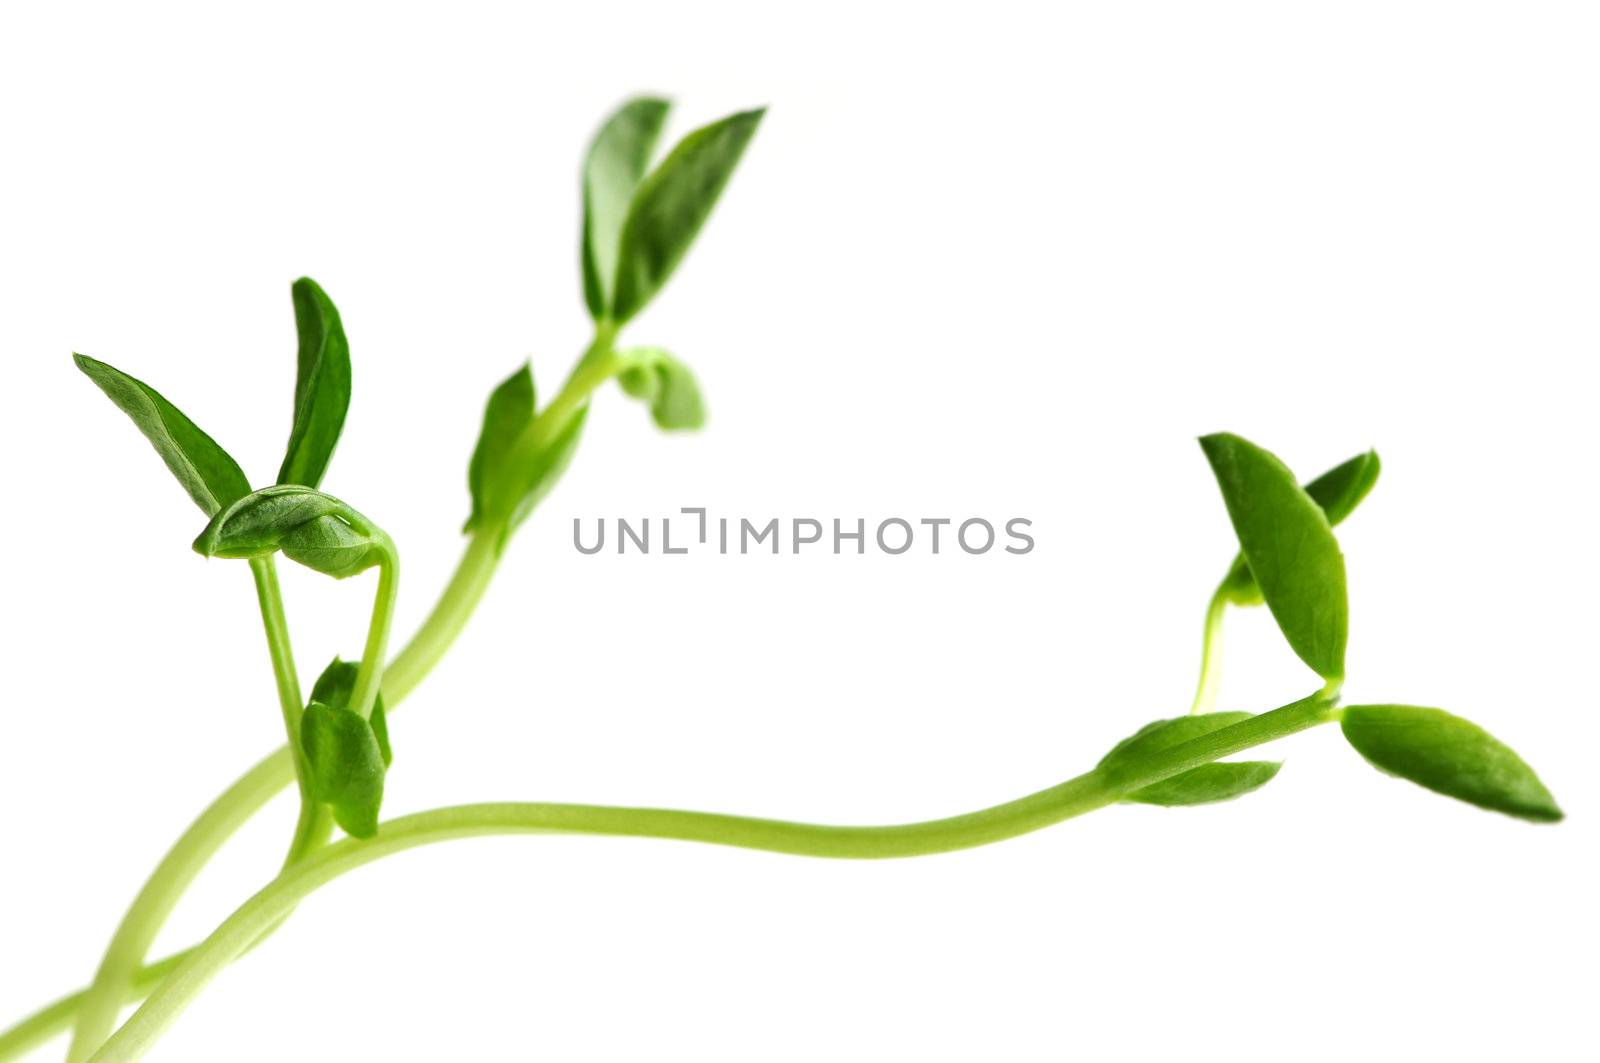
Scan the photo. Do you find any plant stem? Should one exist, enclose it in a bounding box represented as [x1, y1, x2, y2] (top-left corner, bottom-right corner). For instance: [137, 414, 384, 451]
[0, 953, 189, 1062]
[382, 531, 499, 704]
[91, 692, 1336, 1062]
[1188, 583, 1229, 715]
[348, 541, 399, 722]
[65, 561, 312, 1063]
[59, 746, 294, 1063]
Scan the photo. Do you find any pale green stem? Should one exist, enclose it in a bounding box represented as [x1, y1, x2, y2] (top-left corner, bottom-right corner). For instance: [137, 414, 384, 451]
[1188, 583, 1230, 715]
[64, 560, 311, 1063]
[347, 540, 399, 722]
[90, 692, 1338, 1062]
[382, 531, 499, 704]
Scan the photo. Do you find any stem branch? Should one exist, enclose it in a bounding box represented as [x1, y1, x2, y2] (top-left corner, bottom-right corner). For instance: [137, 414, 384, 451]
[91, 692, 1336, 1062]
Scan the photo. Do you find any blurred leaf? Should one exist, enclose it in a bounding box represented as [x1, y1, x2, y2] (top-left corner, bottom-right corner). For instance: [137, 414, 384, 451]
[610, 108, 764, 323]
[616, 348, 705, 429]
[582, 98, 672, 319]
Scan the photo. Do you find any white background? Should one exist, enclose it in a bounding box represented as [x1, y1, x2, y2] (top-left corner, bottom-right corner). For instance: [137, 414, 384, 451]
[2, 3, 1596, 1060]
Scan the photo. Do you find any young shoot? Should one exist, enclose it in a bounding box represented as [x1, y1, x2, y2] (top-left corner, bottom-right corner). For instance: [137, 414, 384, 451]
[0, 99, 1561, 1063]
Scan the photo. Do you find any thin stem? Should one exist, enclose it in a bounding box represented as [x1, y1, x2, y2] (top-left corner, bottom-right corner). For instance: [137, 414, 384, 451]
[91, 692, 1336, 1062]
[1188, 583, 1230, 715]
[348, 542, 399, 722]
[65, 561, 311, 1063]
[0, 953, 189, 1062]
[382, 531, 499, 704]
[60, 747, 294, 1063]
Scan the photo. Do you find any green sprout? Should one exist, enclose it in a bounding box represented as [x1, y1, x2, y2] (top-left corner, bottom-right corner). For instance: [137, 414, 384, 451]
[0, 99, 1561, 1063]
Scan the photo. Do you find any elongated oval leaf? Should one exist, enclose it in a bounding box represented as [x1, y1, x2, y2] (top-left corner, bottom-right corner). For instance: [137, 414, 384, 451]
[194, 484, 384, 578]
[582, 98, 672, 319]
[1200, 433, 1348, 681]
[1221, 450, 1381, 605]
[1341, 704, 1561, 823]
[300, 700, 386, 838]
[73, 354, 250, 516]
[277, 278, 351, 489]
[610, 108, 764, 324]
[1098, 713, 1281, 806]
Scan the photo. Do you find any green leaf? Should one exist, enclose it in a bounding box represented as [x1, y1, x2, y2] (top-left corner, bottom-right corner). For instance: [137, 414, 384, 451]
[466, 363, 535, 532]
[300, 700, 386, 838]
[464, 364, 590, 537]
[193, 484, 385, 579]
[582, 97, 672, 320]
[72, 354, 250, 517]
[1098, 713, 1281, 806]
[1199, 433, 1348, 681]
[1221, 450, 1381, 605]
[310, 659, 390, 765]
[610, 108, 764, 324]
[277, 278, 351, 489]
[506, 405, 587, 534]
[1340, 705, 1561, 823]
[616, 348, 706, 430]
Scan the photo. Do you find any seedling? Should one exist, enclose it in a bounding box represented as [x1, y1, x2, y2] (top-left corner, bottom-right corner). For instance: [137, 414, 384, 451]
[0, 99, 1562, 1063]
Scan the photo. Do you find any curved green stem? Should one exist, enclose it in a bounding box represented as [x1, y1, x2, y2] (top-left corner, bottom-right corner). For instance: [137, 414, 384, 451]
[60, 746, 295, 1063]
[383, 531, 499, 704]
[65, 560, 311, 1063]
[0, 952, 189, 1062]
[90, 691, 1337, 1062]
[1188, 583, 1230, 715]
[348, 542, 399, 722]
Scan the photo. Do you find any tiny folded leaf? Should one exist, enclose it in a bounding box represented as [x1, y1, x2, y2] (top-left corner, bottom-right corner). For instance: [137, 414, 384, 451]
[1340, 704, 1561, 823]
[616, 348, 706, 430]
[300, 700, 386, 838]
[610, 108, 764, 324]
[310, 658, 390, 765]
[73, 354, 251, 517]
[582, 97, 672, 320]
[1098, 713, 1281, 806]
[1200, 433, 1348, 681]
[1221, 450, 1381, 605]
[194, 484, 385, 579]
[277, 278, 351, 490]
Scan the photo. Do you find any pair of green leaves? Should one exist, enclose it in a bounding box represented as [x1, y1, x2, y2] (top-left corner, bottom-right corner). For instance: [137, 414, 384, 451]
[1098, 713, 1281, 806]
[581, 98, 764, 325]
[75, 278, 351, 520]
[192, 484, 386, 579]
[301, 659, 392, 838]
[463, 98, 756, 539]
